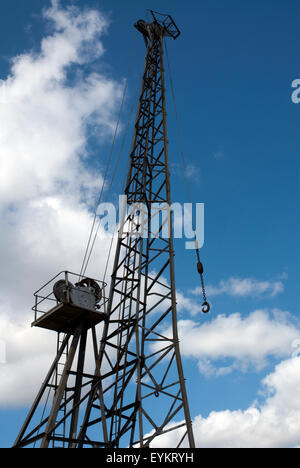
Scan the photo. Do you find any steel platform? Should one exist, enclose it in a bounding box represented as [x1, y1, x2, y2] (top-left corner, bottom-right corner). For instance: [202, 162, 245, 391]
[31, 302, 106, 334]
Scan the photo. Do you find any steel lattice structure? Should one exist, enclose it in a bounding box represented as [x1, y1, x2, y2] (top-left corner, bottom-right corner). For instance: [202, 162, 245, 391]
[14, 11, 195, 449]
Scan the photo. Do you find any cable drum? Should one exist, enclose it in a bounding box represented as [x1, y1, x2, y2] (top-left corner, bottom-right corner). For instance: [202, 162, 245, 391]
[75, 278, 102, 303]
[53, 280, 74, 304]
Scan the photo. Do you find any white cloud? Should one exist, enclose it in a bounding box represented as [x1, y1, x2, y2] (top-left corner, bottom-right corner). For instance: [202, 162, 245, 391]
[176, 291, 202, 316]
[0, 4, 122, 205]
[0, 1, 122, 406]
[0, 0, 122, 300]
[192, 276, 285, 298]
[0, 312, 56, 406]
[155, 309, 300, 376]
[0, 306, 108, 406]
[0, 0, 200, 408]
[149, 356, 300, 448]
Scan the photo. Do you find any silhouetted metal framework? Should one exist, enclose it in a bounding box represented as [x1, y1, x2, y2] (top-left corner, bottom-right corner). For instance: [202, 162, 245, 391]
[13, 11, 195, 449]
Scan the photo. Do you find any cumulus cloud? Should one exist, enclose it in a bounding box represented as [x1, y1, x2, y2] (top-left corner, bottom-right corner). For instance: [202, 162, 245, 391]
[0, 2, 122, 206]
[0, 11, 297, 455]
[155, 309, 300, 376]
[0, 0, 122, 299]
[0, 0, 122, 406]
[0, 0, 201, 408]
[149, 356, 300, 448]
[176, 291, 202, 316]
[0, 312, 56, 406]
[192, 276, 285, 298]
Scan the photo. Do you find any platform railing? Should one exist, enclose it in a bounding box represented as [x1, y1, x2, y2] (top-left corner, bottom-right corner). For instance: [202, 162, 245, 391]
[32, 271, 108, 323]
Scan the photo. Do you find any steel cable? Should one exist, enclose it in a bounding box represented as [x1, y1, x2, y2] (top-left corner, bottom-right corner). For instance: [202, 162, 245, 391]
[164, 39, 210, 314]
[82, 57, 144, 279]
[79, 36, 137, 278]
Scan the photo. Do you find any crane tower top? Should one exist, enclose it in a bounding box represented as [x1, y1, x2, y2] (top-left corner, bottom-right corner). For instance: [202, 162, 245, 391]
[134, 10, 180, 44]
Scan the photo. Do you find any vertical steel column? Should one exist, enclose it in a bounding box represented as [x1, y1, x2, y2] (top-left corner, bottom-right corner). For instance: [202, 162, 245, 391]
[40, 325, 83, 448]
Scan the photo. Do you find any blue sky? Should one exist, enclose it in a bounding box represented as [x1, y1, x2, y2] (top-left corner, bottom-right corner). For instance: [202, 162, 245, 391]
[0, 0, 299, 448]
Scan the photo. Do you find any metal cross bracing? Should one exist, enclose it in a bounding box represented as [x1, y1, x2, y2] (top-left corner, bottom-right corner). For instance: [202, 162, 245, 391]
[13, 272, 109, 449]
[77, 12, 195, 448]
[13, 11, 195, 449]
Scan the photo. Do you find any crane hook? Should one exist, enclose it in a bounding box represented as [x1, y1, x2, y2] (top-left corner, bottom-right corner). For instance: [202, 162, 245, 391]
[195, 237, 210, 314]
[196, 260, 210, 314]
[202, 301, 210, 314]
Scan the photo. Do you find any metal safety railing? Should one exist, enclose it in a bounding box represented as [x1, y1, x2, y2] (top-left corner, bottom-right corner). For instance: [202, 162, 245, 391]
[32, 271, 108, 323]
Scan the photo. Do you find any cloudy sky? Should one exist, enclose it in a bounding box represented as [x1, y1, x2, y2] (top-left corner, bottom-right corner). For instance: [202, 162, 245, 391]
[0, 0, 299, 448]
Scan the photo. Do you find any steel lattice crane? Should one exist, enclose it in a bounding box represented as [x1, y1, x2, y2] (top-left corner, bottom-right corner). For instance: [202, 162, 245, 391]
[14, 11, 196, 449]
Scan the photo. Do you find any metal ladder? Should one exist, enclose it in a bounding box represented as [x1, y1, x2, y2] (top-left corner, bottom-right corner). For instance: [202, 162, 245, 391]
[52, 332, 69, 448]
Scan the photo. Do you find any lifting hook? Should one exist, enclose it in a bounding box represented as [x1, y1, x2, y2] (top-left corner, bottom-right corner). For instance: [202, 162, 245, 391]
[196, 259, 210, 314]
